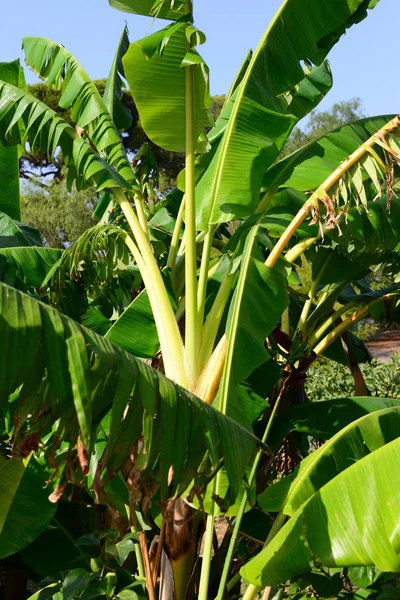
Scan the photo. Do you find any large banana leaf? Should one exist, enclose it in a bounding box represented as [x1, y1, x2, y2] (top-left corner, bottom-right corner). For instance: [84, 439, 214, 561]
[105, 286, 160, 358]
[284, 61, 333, 121]
[218, 226, 289, 419]
[242, 433, 400, 586]
[109, 0, 184, 20]
[0, 246, 62, 288]
[123, 24, 212, 152]
[0, 82, 130, 192]
[0, 456, 56, 558]
[269, 396, 400, 447]
[0, 141, 19, 219]
[195, 0, 380, 229]
[22, 37, 134, 183]
[191, 60, 332, 199]
[0, 212, 42, 248]
[0, 283, 260, 508]
[259, 406, 400, 516]
[264, 114, 395, 192]
[103, 26, 132, 132]
[0, 59, 25, 221]
[206, 59, 332, 166]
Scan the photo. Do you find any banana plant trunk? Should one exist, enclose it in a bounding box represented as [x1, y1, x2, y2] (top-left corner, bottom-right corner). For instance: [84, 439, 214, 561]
[164, 499, 202, 600]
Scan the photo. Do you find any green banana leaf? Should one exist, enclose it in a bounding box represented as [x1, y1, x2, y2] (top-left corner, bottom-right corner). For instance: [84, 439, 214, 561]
[218, 226, 289, 419]
[0, 59, 26, 221]
[80, 305, 112, 336]
[20, 521, 86, 578]
[242, 432, 400, 586]
[0, 456, 56, 558]
[195, 0, 380, 229]
[103, 26, 132, 132]
[191, 386, 266, 515]
[196, 60, 332, 193]
[327, 196, 400, 257]
[309, 247, 370, 285]
[264, 114, 395, 192]
[123, 24, 211, 153]
[284, 61, 333, 121]
[259, 406, 400, 516]
[0, 246, 62, 288]
[22, 37, 134, 183]
[105, 287, 160, 358]
[0, 283, 260, 508]
[109, 0, 184, 20]
[0, 142, 19, 219]
[0, 82, 130, 193]
[0, 212, 42, 248]
[269, 396, 400, 447]
[46, 224, 132, 294]
[321, 330, 372, 366]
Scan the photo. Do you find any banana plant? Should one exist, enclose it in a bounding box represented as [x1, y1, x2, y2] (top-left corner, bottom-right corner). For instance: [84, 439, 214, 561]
[2, 0, 400, 599]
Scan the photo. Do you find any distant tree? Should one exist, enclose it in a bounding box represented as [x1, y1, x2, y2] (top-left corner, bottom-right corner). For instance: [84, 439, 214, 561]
[282, 98, 366, 156]
[211, 94, 225, 120]
[21, 177, 96, 248]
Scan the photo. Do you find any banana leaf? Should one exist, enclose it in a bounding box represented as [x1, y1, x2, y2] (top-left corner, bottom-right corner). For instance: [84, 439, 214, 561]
[22, 37, 134, 184]
[195, 0, 380, 229]
[269, 396, 400, 447]
[123, 23, 211, 153]
[0, 246, 62, 288]
[0, 456, 56, 559]
[259, 406, 400, 516]
[103, 26, 132, 132]
[0, 283, 260, 509]
[242, 431, 400, 586]
[264, 114, 395, 192]
[0, 82, 130, 193]
[109, 0, 185, 20]
[0, 59, 26, 221]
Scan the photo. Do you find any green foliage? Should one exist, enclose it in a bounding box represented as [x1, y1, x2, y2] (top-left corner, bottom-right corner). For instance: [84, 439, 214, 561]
[0, 282, 259, 508]
[27, 528, 148, 600]
[22, 37, 133, 183]
[2, 1, 400, 599]
[194, 1, 342, 228]
[0, 59, 25, 221]
[243, 429, 400, 585]
[355, 320, 381, 341]
[0, 456, 56, 559]
[24, 83, 224, 195]
[211, 94, 225, 121]
[260, 406, 400, 517]
[123, 24, 212, 153]
[306, 354, 400, 400]
[0, 81, 130, 193]
[21, 178, 96, 248]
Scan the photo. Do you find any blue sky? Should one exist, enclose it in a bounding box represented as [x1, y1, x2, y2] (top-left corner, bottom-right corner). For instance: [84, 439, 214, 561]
[0, 0, 398, 123]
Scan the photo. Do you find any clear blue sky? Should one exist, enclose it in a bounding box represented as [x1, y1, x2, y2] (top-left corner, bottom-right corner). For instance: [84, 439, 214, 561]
[0, 0, 398, 122]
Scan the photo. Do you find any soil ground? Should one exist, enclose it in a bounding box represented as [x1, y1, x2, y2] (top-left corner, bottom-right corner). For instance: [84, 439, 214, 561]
[366, 329, 400, 362]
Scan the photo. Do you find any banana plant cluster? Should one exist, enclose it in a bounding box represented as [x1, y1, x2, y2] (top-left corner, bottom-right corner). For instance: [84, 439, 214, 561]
[1, 0, 400, 599]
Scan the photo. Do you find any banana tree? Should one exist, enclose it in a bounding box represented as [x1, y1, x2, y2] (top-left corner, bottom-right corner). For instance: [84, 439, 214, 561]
[1, 0, 400, 599]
